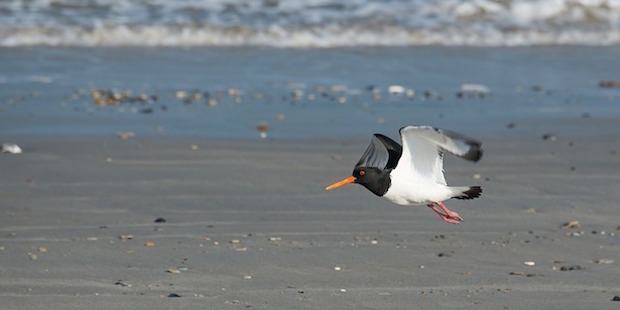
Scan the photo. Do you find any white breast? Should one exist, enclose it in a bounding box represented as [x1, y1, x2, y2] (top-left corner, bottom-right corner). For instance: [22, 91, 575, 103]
[383, 168, 454, 206]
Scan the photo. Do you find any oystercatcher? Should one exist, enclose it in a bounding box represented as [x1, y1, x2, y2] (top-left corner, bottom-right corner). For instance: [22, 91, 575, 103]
[325, 126, 483, 224]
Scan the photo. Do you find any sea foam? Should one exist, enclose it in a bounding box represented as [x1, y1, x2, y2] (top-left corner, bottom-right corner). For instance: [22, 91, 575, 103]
[1, 0, 619, 47]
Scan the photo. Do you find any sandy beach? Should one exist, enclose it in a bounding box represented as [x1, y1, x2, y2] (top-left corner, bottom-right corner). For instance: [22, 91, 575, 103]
[2, 0, 620, 307]
[1, 115, 619, 309]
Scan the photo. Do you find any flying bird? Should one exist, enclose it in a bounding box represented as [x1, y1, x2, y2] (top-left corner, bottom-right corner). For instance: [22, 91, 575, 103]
[325, 126, 483, 224]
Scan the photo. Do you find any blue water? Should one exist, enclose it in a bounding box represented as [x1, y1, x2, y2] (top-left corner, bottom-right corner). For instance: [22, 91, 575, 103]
[1, 46, 619, 139]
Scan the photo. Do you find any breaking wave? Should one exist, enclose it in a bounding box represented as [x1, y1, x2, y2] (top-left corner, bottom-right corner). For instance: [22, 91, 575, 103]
[1, 0, 619, 47]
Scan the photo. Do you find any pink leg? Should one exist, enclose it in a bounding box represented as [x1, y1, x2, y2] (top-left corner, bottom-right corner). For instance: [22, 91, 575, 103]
[427, 202, 463, 224]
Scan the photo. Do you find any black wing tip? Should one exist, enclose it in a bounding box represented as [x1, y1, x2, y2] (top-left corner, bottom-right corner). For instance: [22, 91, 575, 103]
[464, 145, 483, 162]
[455, 186, 482, 200]
[399, 125, 484, 162]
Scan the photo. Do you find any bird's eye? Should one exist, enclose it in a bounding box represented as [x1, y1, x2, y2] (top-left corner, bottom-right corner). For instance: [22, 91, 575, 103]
[359, 170, 365, 176]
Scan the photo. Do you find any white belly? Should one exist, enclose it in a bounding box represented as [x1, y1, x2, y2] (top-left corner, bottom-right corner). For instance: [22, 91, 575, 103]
[383, 173, 454, 206]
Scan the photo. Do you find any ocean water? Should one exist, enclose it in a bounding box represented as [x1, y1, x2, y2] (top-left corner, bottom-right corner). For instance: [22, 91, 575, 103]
[1, 46, 619, 139]
[1, 1, 619, 139]
[1, 0, 619, 47]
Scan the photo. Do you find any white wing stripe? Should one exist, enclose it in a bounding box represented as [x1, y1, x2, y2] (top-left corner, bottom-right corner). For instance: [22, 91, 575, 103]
[396, 126, 483, 186]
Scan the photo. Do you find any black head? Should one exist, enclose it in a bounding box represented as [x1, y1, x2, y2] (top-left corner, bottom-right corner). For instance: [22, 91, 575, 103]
[351, 166, 391, 197]
[325, 133, 400, 196]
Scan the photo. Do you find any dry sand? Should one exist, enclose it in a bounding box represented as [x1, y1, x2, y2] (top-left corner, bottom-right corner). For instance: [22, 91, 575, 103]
[1, 119, 619, 309]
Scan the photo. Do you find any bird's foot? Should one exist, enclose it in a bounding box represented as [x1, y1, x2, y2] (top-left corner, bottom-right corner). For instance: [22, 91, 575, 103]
[428, 202, 463, 224]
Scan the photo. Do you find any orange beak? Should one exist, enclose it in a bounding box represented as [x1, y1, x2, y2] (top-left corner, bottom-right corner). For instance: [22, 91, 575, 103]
[325, 175, 356, 190]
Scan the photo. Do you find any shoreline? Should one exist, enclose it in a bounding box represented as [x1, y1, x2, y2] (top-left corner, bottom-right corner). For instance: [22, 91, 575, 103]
[2, 46, 620, 139]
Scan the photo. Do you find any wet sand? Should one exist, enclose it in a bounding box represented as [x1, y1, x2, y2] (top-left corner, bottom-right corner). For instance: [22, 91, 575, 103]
[1, 117, 619, 309]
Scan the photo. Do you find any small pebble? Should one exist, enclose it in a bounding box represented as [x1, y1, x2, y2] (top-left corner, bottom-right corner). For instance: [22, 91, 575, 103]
[509, 271, 525, 276]
[28, 252, 38, 260]
[388, 85, 405, 95]
[460, 83, 490, 94]
[1, 143, 22, 154]
[38, 247, 47, 253]
[542, 133, 557, 141]
[599, 80, 620, 88]
[268, 237, 282, 241]
[190, 144, 199, 151]
[256, 122, 269, 133]
[154, 217, 166, 223]
[167, 269, 181, 274]
[192, 92, 203, 101]
[227, 88, 240, 97]
[595, 259, 614, 264]
[561, 221, 580, 229]
[612, 296, 620, 301]
[243, 275, 253, 280]
[168, 293, 182, 298]
[334, 266, 341, 271]
[119, 234, 134, 240]
[340, 289, 347, 293]
[116, 131, 135, 140]
[560, 265, 583, 271]
[524, 261, 535, 266]
[176, 91, 187, 99]
[115, 280, 132, 287]
[423, 90, 435, 99]
[230, 239, 240, 244]
[144, 241, 155, 247]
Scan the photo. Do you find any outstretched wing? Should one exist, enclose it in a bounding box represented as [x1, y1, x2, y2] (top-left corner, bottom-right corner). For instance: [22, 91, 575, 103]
[355, 134, 402, 170]
[398, 126, 483, 185]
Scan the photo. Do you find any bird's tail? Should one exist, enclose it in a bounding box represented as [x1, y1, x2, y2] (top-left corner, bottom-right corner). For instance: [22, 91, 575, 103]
[451, 186, 482, 200]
